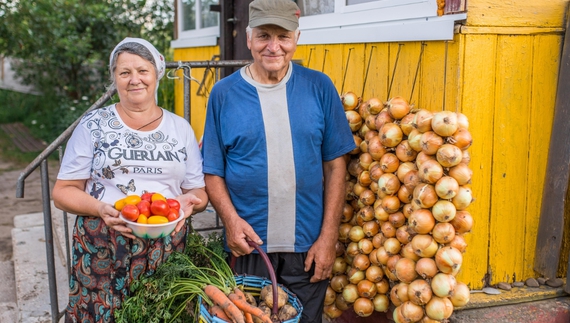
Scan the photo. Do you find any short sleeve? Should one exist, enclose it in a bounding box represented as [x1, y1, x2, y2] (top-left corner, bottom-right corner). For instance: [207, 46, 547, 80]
[57, 124, 93, 180]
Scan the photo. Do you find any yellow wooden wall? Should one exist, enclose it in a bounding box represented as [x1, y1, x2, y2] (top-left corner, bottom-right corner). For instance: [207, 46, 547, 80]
[173, 1, 568, 289]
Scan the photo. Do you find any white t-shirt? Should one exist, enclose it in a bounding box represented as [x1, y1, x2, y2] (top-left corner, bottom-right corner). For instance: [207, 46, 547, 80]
[58, 104, 204, 203]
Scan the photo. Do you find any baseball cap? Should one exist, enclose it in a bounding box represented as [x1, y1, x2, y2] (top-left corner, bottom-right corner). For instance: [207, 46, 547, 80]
[249, 0, 301, 31]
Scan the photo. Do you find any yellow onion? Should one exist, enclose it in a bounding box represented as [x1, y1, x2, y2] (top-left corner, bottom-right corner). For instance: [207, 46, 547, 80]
[349, 225, 366, 242]
[358, 123, 371, 140]
[359, 101, 371, 119]
[358, 171, 372, 187]
[461, 149, 471, 165]
[402, 203, 414, 219]
[432, 222, 456, 244]
[395, 258, 418, 283]
[359, 138, 368, 153]
[341, 203, 354, 223]
[375, 109, 395, 131]
[407, 279, 433, 306]
[381, 221, 396, 238]
[431, 273, 457, 298]
[345, 181, 355, 201]
[323, 304, 343, 320]
[452, 186, 474, 210]
[397, 162, 417, 182]
[364, 114, 377, 131]
[425, 296, 454, 321]
[400, 113, 417, 136]
[450, 281, 470, 307]
[359, 189, 376, 206]
[431, 110, 458, 137]
[358, 237, 375, 255]
[435, 246, 463, 276]
[385, 262, 399, 282]
[412, 109, 433, 133]
[380, 123, 404, 148]
[352, 182, 366, 199]
[325, 286, 337, 306]
[387, 96, 411, 120]
[435, 176, 459, 199]
[369, 162, 385, 182]
[397, 185, 413, 204]
[353, 297, 375, 317]
[411, 234, 438, 258]
[413, 183, 439, 208]
[393, 306, 406, 323]
[332, 257, 348, 275]
[348, 158, 364, 177]
[456, 112, 469, 129]
[396, 140, 418, 162]
[420, 131, 444, 155]
[448, 233, 468, 253]
[335, 240, 346, 257]
[334, 294, 350, 312]
[346, 241, 360, 257]
[396, 225, 412, 244]
[382, 195, 402, 214]
[380, 152, 400, 173]
[384, 237, 402, 256]
[374, 203, 390, 222]
[378, 173, 401, 196]
[390, 211, 407, 228]
[447, 127, 473, 150]
[367, 97, 384, 115]
[408, 128, 424, 152]
[419, 316, 441, 323]
[390, 283, 409, 306]
[368, 136, 388, 161]
[341, 91, 360, 111]
[401, 242, 420, 261]
[357, 279, 377, 298]
[376, 278, 390, 294]
[359, 152, 373, 170]
[418, 159, 444, 184]
[366, 265, 385, 282]
[362, 220, 380, 237]
[330, 274, 349, 293]
[347, 267, 366, 285]
[448, 163, 473, 185]
[408, 208, 436, 234]
[403, 170, 420, 191]
[415, 257, 438, 279]
[338, 223, 353, 243]
[431, 200, 457, 223]
[372, 232, 386, 249]
[353, 253, 371, 271]
[373, 294, 390, 312]
[400, 301, 425, 323]
[342, 283, 360, 303]
[346, 110, 363, 132]
[375, 246, 390, 265]
[415, 151, 436, 168]
[436, 144, 463, 167]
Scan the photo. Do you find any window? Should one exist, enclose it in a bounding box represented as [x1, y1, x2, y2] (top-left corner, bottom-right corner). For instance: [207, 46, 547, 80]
[173, 0, 219, 48]
[172, 0, 466, 48]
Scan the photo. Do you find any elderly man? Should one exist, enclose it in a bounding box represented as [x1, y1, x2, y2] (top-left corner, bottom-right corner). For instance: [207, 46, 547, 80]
[201, 0, 356, 321]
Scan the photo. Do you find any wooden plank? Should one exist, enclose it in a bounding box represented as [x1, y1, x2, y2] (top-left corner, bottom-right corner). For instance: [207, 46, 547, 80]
[0, 122, 47, 153]
[535, 5, 570, 280]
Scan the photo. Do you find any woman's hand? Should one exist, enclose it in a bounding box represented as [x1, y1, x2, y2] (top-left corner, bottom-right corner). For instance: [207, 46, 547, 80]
[98, 202, 136, 239]
[172, 188, 208, 235]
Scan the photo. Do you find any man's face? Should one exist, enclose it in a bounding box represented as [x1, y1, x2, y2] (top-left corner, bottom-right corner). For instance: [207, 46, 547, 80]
[247, 25, 298, 74]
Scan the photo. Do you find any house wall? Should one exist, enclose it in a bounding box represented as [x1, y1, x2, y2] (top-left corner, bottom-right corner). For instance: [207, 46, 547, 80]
[173, 0, 569, 289]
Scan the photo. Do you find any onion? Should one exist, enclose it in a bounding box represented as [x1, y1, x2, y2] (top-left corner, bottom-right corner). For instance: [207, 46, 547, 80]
[349, 225, 366, 242]
[411, 234, 439, 258]
[418, 159, 444, 184]
[380, 123, 404, 148]
[362, 220, 380, 237]
[345, 181, 355, 201]
[450, 281, 470, 307]
[346, 110, 363, 132]
[369, 162, 385, 182]
[374, 204, 390, 222]
[402, 203, 414, 219]
[407, 279, 433, 306]
[425, 296, 454, 321]
[341, 91, 360, 111]
[420, 131, 444, 155]
[372, 232, 386, 249]
[435, 246, 463, 276]
[412, 109, 433, 133]
[373, 294, 390, 312]
[395, 282, 410, 304]
[413, 183, 439, 208]
[346, 241, 361, 257]
[365, 114, 378, 131]
[359, 138, 368, 153]
[335, 293, 351, 311]
[358, 237, 375, 254]
[338, 223, 353, 243]
[381, 220, 396, 238]
[330, 274, 349, 293]
[366, 265, 385, 282]
[342, 283, 360, 303]
[400, 301, 425, 323]
[447, 127, 473, 150]
[415, 151, 436, 168]
[431, 273, 457, 297]
[382, 195, 402, 214]
[324, 286, 337, 306]
[408, 209, 436, 234]
[347, 267, 366, 285]
[358, 124, 371, 141]
[452, 186, 474, 210]
[448, 233, 468, 252]
[432, 222, 456, 244]
[341, 203, 354, 223]
[456, 112, 469, 129]
[448, 163, 473, 185]
[397, 162, 417, 182]
[431, 111, 458, 137]
[408, 128, 423, 152]
[393, 306, 406, 323]
[376, 278, 390, 294]
[403, 170, 420, 191]
[435, 176, 459, 199]
[415, 257, 438, 279]
[348, 158, 364, 177]
[353, 297, 375, 317]
[367, 97, 384, 115]
[390, 283, 406, 306]
[387, 96, 411, 120]
[357, 279, 377, 298]
[359, 101, 371, 119]
[431, 200, 457, 223]
[395, 226, 411, 244]
[386, 254, 401, 276]
[365, 129, 379, 143]
[384, 264, 398, 281]
[332, 257, 348, 275]
[380, 152, 400, 173]
[359, 152, 373, 170]
[383, 237, 401, 256]
[323, 304, 343, 320]
[400, 113, 417, 136]
[353, 253, 372, 271]
[368, 136, 388, 161]
[390, 211, 407, 228]
[461, 149, 471, 165]
[335, 240, 346, 257]
[397, 185, 413, 204]
[436, 143, 463, 167]
[353, 183, 367, 199]
[395, 258, 418, 283]
[375, 246, 390, 265]
[401, 242, 420, 261]
[375, 109, 394, 130]
[359, 189, 376, 206]
[396, 140, 418, 162]
[378, 173, 401, 196]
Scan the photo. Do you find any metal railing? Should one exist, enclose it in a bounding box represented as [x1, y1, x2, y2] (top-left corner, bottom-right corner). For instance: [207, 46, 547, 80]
[15, 59, 250, 322]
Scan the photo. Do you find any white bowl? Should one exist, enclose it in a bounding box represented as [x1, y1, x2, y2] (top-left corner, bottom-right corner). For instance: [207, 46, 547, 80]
[119, 209, 185, 239]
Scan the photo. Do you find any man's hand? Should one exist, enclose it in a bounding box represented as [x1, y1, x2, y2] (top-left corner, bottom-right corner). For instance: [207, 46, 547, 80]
[305, 236, 336, 283]
[225, 216, 263, 257]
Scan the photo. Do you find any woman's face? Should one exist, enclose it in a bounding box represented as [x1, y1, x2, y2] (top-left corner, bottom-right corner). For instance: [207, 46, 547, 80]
[114, 52, 157, 107]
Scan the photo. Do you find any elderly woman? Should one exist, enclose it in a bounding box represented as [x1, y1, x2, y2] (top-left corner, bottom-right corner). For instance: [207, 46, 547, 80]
[52, 37, 208, 322]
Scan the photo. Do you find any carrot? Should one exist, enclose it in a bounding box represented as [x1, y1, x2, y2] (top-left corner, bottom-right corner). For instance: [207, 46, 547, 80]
[228, 291, 273, 323]
[244, 312, 254, 323]
[209, 305, 231, 322]
[204, 285, 245, 323]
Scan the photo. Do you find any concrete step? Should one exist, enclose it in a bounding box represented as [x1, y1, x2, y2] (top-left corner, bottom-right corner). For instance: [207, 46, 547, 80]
[0, 260, 18, 323]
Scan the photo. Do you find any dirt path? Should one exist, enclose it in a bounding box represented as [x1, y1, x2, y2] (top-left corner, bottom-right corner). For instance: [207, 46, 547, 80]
[0, 159, 59, 261]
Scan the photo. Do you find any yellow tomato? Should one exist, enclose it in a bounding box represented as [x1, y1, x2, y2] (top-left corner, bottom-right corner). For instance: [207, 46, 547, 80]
[124, 195, 142, 205]
[137, 214, 148, 224]
[151, 193, 167, 202]
[114, 198, 127, 211]
[147, 215, 169, 224]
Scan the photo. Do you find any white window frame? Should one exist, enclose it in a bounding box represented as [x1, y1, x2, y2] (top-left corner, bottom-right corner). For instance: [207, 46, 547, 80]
[172, 0, 219, 48]
[172, 0, 467, 48]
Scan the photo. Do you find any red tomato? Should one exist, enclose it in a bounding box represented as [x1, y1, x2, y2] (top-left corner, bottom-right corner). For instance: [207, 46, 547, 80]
[166, 209, 179, 222]
[150, 200, 170, 216]
[166, 198, 180, 212]
[141, 192, 153, 202]
[136, 200, 151, 217]
[121, 204, 140, 222]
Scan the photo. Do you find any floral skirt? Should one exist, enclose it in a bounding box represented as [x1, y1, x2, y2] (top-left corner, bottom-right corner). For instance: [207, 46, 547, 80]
[64, 216, 187, 323]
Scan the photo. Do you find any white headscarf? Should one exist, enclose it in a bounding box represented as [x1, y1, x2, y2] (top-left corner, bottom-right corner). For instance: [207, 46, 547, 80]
[109, 37, 166, 103]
